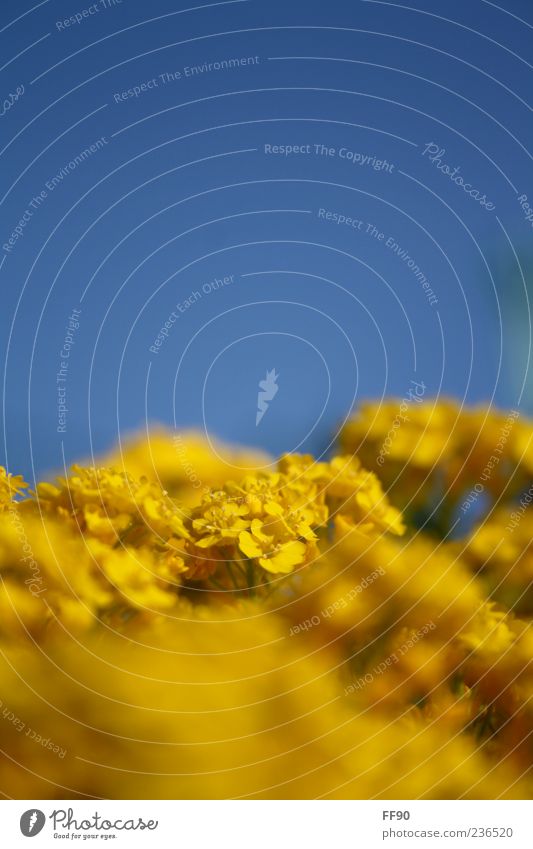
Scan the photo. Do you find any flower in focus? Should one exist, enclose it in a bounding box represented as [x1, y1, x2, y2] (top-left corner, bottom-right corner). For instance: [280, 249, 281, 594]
[0, 467, 28, 510]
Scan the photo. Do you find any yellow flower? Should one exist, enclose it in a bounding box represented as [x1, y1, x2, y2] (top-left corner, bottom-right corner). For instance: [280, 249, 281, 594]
[459, 602, 514, 654]
[340, 398, 458, 470]
[280, 453, 404, 536]
[239, 522, 310, 574]
[37, 465, 190, 545]
[1, 416, 531, 799]
[191, 490, 250, 548]
[0, 466, 28, 511]
[460, 508, 533, 615]
[93, 542, 187, 612]
[0, 506, 188, 637]
[189, 466, 327, 576]
[340, 400, 529, 531]
[0, 606, 529, 799]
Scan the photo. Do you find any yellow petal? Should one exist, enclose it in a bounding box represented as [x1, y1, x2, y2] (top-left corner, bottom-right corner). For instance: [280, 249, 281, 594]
[238, 530, 263, 559]
[259, 540, 307, 574]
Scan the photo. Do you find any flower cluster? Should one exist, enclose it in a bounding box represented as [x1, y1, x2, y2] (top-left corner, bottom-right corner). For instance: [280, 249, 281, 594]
[0, 446, 402, 632]
[340, 399, 531, 532]
[0, 410, 531, 800]
[0, 466, 27, 510]
[459, 507, 533, 616]
[188, 453, 403, 580]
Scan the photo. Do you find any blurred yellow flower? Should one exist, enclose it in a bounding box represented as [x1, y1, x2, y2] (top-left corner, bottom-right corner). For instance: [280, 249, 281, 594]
[340, 400, 527, 531]
[0, 408, 531, 800]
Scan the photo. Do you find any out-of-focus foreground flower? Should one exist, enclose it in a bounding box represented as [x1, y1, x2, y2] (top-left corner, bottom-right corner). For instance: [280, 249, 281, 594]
[0, 408, 531, 799]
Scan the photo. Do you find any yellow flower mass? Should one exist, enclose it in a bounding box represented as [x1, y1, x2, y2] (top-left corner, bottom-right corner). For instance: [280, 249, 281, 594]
[0, 408, 531, 799]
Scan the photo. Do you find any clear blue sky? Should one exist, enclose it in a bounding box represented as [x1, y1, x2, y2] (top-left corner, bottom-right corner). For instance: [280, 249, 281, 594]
[1, 0, 532, 480]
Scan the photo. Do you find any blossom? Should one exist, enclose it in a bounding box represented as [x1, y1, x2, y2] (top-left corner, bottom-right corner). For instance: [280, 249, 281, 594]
[278, 453, 404, 537]
[190, 490, 251, 548]
[0, 467, 28, 510]
[0, 407, 531, 801]
[93, 542, 187, 612]
[37, 465, 190, 545]
[0, 605, 529, 800]
[340, 400, 529, 531]
[460, 508, 533, 616]
[239, 523, 310, 574]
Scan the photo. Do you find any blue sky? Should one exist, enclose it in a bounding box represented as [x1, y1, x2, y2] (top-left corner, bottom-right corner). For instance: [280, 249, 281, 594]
[1, 0, 532, 480]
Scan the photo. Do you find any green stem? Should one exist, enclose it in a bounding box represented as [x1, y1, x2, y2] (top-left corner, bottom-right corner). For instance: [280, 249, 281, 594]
[246, 559, 256, 597]
[225, 560, 241, 591]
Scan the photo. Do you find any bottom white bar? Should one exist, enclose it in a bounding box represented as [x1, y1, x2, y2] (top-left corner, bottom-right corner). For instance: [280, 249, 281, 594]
[1, 800, 531, 848]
